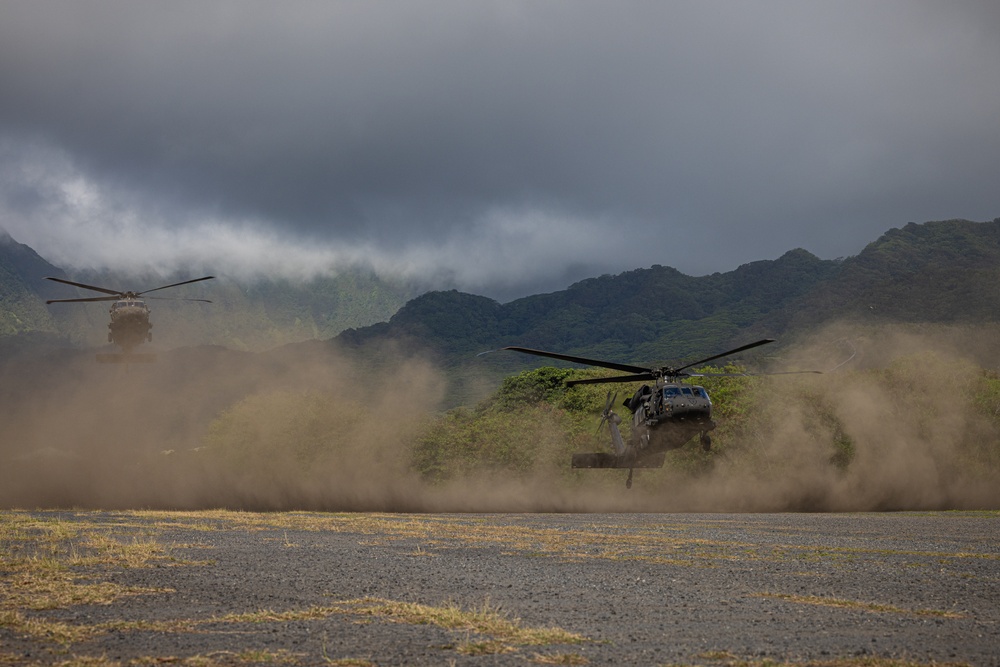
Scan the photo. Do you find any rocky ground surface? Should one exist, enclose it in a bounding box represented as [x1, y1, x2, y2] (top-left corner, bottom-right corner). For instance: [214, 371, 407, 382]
[1, 510, 998, 666]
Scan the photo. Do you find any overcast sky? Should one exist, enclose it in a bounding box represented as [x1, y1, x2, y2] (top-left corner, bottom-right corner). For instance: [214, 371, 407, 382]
[1, 1, 998, 300]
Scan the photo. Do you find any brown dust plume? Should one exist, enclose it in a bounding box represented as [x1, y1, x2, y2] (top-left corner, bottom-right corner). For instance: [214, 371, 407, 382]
[2, 325, 998, 512]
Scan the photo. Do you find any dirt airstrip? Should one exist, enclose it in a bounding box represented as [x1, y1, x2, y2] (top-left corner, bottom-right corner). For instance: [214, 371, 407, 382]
[1, 510, 998, 666]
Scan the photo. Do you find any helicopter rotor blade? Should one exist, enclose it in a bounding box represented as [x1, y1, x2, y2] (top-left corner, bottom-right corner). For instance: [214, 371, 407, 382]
[502, 340, 784, 385]
[566, 373, 655, 387]
[500, 346, 650, 375]
[45, 296, 121, 304]
[138, 276, 215, 295]
[687, 339, 852, 377]
[754, 369, 823, 376]
[145, 296, 213, 303]
[687, 369, 822, 378]
[44, 276, 123, 297]
[673, 338, 776, 374]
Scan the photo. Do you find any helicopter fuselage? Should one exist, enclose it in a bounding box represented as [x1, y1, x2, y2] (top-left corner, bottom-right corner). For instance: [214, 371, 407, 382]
[108, 299, 152, 352]
[570, 380, 718, 482]
[626, 381, 716, 454]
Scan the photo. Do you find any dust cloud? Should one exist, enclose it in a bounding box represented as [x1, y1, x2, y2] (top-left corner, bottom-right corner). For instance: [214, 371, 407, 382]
[0, 340, 445, 511]
[645, 322, 1000, 512]
[2, 323, 999, 512]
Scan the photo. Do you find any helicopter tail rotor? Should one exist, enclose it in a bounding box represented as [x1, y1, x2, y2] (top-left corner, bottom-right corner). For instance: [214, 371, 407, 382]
[596, 390, 619, 432]
[593, 390, 627, 457]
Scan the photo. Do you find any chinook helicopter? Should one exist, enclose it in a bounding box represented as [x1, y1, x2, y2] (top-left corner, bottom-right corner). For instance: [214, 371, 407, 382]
[500, 339, 820, 488]
[44, 275, 215, 362]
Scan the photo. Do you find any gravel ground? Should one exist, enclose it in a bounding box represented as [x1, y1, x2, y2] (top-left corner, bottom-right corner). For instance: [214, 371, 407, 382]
[1, 511, 998, 666]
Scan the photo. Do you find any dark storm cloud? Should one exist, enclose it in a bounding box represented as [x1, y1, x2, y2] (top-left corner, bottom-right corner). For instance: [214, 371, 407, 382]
[1, 1, 998, 297]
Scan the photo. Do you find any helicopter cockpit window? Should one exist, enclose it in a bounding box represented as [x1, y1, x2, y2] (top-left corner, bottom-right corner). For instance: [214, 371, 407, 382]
[680, 387, 694, 396]
[662, 387, 679, 397]
[694, 387, 709, 399]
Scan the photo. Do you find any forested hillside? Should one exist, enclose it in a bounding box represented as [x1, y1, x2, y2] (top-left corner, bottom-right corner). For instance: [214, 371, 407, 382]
[757, 218, 1000, 332]
[339, 248, 839, 360]
[340, 218, 1000, 361]
[0, 231, 68, 336]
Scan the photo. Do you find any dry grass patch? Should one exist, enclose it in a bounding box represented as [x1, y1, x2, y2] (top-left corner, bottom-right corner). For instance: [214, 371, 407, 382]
[109, 511, 727, 567]
[334, 596, 587, 649]
[3, 566, 170, 610]
[0, 609, 100, 645]
[10, 511, 999, 576]
[129, 649, 305, 666]
[217, 648, 302, 664]
[685, 657, 972, 667]
[1, 531, 178, 615]
[77, 533, 166, 568]
[1, 513, 199, 571]
[99, 510, 991, 573]
[49, 656, 121, 667]
[212, 606, 340, 624]
[0, 511, 208, 654]
[530, 652, 590, 664]
[101, 618, 198, 634]
[758, 593, 964, 619]
[456, 638, 517, 655]
[697, 651, 742, 661]
[405, 544, 436, 557]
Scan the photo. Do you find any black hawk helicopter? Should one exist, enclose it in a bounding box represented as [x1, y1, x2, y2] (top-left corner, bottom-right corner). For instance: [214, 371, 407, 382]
[500, 339, 819, 488]
[44, 275, 215, 362]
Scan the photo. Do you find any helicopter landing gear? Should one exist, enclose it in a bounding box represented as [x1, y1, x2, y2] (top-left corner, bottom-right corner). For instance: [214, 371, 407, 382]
[626, 468, 633, 489]
[700, 432, 712, 451]
[639, 432, 650, 450]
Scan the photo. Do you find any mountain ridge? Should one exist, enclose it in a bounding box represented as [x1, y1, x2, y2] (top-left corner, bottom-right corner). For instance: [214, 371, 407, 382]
[4, 217, 1000, 370]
